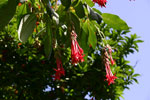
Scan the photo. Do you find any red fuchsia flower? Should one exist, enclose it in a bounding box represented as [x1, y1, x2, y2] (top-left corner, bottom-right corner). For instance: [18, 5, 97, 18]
[53, 58, 65, 80]
[106, 44, 115, 65]
[92, 0, 107, 7]
[71, 30, 84, 65]
[102, 45, 117, 85]
[105, 60, 117, 85]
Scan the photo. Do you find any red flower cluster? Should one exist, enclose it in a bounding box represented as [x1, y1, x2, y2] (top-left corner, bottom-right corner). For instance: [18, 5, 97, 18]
[103, 45, 117, 85]
[53, 58, 65, 80]
[92, 0, 107, 7]
[71, 31, 84, 65]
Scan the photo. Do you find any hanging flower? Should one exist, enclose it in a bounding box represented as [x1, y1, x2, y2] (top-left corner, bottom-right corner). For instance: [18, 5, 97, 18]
[92, 0, 107, 7]
[53, 58, 65, 80]
[106, 44, 115, 65]
[105, 60, 117, 85]
[71, 30, 84, 65]
[102, 45, 117, 85]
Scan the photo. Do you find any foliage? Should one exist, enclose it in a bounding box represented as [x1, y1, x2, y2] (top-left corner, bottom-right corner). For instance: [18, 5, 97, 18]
[0, 0, 143, 100]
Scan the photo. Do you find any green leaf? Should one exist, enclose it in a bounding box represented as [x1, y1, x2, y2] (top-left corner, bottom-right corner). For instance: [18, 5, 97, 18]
[44, 20, 52, 59]
[0, 0, 17, 30]
[61, 0, 71, 10]
[84, 0, 94, 7]
[73, 1, 85, 18]
[37, 28, 46, 36]
[88, 22, 97, 49]
[17, 4, 27, 18]
[135, 40, 144, 43]
[70, 12, 80, 34]
[92, 8, 102, 15]
[133, 78, 139, 84]
[102, 13, 129, 30]
[17, 3, 28, 28]
[132, 74, 140, 77]
[78, 21, 89, 61]
[18, 14, 37, 42]
[80, 21, 89, 53]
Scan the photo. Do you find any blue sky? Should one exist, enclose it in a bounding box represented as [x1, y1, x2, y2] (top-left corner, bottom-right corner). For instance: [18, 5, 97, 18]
[96, 0, 150, 100]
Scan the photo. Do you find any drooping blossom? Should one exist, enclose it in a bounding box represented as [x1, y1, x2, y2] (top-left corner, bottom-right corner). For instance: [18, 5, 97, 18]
[105, 59, 117, 85]
[71, 30, 84, 65]
[102, 45, 117, 85]
[106, 44, 115, 65]
[92, 0, 107, 7]
[53, 58, 65, 80]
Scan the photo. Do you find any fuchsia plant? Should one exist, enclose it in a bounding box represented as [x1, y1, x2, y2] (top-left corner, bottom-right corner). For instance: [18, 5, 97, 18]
[103, 45, 117, 85]
[71, 30, 85, 65]
[0, 0, 142, 99]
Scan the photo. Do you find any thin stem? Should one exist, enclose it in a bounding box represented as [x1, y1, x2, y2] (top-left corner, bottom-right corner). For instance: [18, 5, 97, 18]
[55, 0, 58, 9]
[95, 25, 107, 46]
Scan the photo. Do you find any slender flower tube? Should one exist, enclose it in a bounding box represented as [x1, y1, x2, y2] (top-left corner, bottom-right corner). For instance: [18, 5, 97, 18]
[53, 58, 65, 80]
[102, 45, 117, 85]
[92, 0, 107, 7]
[106, 44, 115, 65]
[71, 30, 84, 65]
